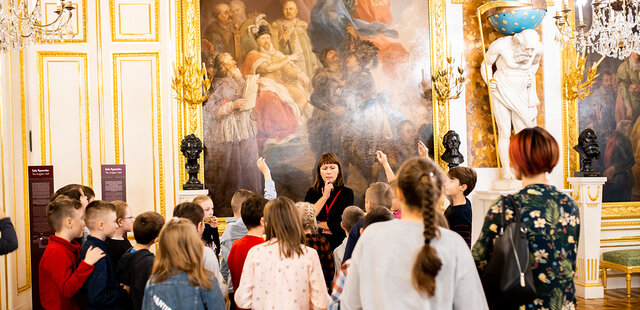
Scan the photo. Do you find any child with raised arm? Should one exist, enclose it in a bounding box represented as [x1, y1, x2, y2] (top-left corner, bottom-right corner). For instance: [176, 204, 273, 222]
[142, 218, 225, 309]
[234, 197, 329, 309]
[39, 196, 104, 310]
[227, 195, 267, 310]
[80, 201, 129, 310]
[341, 182, 394, 263]
[117, 211, 165, 310]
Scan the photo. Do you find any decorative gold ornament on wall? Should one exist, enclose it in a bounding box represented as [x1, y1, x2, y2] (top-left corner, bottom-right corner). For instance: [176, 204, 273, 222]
[562, 52, 605, 102]
[432, 56, 466, 103]
[429, 0, 452, 171]
[171, 56, 211, 135]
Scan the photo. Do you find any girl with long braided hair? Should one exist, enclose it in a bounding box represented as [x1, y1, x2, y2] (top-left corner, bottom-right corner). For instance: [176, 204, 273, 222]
[341, 157, 488, 309]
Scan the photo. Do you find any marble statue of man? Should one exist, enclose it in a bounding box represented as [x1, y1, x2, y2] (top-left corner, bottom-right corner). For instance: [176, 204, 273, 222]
[481, 29, 543, 179]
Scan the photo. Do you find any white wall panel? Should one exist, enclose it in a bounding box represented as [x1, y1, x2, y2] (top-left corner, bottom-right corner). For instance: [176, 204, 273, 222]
[114, 53, 161, 214]
[110, 0, 159, 42]
[38, 52, 91, 188]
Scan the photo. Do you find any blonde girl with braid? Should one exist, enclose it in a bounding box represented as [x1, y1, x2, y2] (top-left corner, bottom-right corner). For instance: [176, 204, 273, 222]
[341, 158, 488, 310]
[296, 202, 335, 290]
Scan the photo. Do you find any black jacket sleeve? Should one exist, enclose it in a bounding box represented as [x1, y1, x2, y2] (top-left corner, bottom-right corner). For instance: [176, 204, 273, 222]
[0, 217, 18, 255]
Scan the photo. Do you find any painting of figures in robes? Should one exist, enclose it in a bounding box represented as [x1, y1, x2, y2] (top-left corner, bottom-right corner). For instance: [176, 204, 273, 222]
[576, 3, 640, 203]
[199, 0, 434, 215]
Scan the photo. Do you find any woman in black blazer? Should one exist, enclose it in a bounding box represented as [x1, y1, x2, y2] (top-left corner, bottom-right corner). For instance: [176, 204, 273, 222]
[304, 153, 354, 250]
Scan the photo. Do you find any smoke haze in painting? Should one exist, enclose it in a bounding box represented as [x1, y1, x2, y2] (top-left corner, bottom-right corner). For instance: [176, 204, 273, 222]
[200, 0, 433, 216]
[576, 3, 640, 203]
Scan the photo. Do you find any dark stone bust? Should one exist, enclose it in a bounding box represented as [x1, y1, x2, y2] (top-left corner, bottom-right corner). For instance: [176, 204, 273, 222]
[181, 134, 204, 190]
[441, 130, 464, 169]
[573, 128, 601, 177]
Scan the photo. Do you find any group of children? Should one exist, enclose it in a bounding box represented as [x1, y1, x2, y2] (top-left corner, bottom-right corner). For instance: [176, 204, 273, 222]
[37, 153, 480, 310]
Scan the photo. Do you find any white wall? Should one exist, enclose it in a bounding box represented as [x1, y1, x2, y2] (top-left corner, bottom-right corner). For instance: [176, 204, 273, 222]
[0, 1, 179, 308]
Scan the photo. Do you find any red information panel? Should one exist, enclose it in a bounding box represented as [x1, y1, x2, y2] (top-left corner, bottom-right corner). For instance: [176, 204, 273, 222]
[28, 165, 54, 310]
[101, 164, 126, 202]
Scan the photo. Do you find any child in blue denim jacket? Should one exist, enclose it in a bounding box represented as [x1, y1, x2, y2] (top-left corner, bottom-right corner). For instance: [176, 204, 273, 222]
[142, 218, 224, 310]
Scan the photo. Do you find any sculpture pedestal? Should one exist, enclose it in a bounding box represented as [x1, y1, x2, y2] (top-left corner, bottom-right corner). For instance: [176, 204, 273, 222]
[492, 178, 522, 191]
[177, 189, 209, 203]
[472, 189, 521, 244]
[568, 177, 607, 299]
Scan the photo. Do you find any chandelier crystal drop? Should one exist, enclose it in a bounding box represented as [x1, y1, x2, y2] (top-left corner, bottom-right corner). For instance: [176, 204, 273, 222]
[0, 0, 75, 53]
[555, 0, 640, 59]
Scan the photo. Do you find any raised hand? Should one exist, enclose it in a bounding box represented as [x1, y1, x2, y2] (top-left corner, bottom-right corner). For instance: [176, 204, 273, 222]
[257, 157, 272, 181]
[83, 246, 105, 265]
[418, 141, 429, 159]
[376, 150, 388, 166]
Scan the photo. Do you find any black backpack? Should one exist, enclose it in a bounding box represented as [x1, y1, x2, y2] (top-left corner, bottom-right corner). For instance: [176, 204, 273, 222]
[480, 195, 537, 309]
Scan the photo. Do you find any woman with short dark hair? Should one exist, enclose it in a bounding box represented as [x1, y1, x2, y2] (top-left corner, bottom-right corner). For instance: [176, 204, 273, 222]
[472, 126, 580, 309]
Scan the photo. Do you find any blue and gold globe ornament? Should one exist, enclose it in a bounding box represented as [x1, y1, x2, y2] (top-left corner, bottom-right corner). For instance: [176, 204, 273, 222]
[486, 0, 548, 35]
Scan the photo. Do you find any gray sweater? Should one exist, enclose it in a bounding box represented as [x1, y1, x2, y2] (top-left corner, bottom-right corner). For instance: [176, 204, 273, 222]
[341, 220, 488, 310]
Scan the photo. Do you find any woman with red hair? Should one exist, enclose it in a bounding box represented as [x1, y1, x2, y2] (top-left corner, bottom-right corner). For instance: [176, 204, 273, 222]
[472, 127, 580, 310]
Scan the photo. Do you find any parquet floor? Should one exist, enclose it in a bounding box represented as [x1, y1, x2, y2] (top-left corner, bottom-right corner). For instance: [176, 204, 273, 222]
[577, 288, 640, 309]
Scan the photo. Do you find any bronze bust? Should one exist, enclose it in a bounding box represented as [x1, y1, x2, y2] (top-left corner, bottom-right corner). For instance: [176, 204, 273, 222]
[181, 134, 204, 190]
[573, 128, 601, 177]
[441, 130, 464, 169]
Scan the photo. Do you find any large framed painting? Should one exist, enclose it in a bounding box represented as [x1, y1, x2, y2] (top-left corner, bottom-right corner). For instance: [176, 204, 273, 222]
[565, 2, 640, 205]
[195, 0, 447, 215]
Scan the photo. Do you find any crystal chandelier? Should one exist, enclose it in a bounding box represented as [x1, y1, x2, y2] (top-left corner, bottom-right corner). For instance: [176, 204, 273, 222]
[0, 0, 75, 53]
[554, 0, 640, 59]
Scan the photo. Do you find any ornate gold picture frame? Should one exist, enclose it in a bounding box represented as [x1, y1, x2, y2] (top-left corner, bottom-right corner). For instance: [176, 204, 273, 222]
[561, 3, 640, 218]
[174, 0, 451, 204]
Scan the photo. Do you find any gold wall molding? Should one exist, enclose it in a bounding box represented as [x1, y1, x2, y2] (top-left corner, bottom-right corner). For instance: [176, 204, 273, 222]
[601, 236, 640, 243]
[112, 52, 165, 216]
[587, 185, 600, 202]
[430, 0, 451, 171]
[602, 220, 640, 227]
[0, 52, 8, 305]
[18, 51, 31, 293]
[96, 0, 106, 164]
[110, 0, 160, 42]
[175, 0, 202, 187]
[602, 205, 640, 219]
[43, 0, 88, 43]
[37, 52, 92, 186]
[573, 281, 602, 287]
[601, 243, 640, 248]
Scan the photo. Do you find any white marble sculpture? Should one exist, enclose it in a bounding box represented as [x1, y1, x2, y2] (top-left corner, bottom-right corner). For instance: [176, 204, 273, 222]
[481, 29, 543, 181]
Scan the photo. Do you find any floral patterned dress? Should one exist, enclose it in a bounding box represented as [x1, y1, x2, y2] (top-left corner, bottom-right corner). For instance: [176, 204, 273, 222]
[472, 184, 580, 310]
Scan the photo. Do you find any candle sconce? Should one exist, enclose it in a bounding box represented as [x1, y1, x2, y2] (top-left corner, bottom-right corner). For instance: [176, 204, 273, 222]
[431, 56, 466, 102]
[563, 51, 605, 101]
[171, 55, 212, 134]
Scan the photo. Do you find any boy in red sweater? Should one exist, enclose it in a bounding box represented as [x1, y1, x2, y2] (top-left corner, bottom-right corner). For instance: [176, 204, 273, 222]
[39, 196, 104, 310]
[228, 195, 266, 309]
